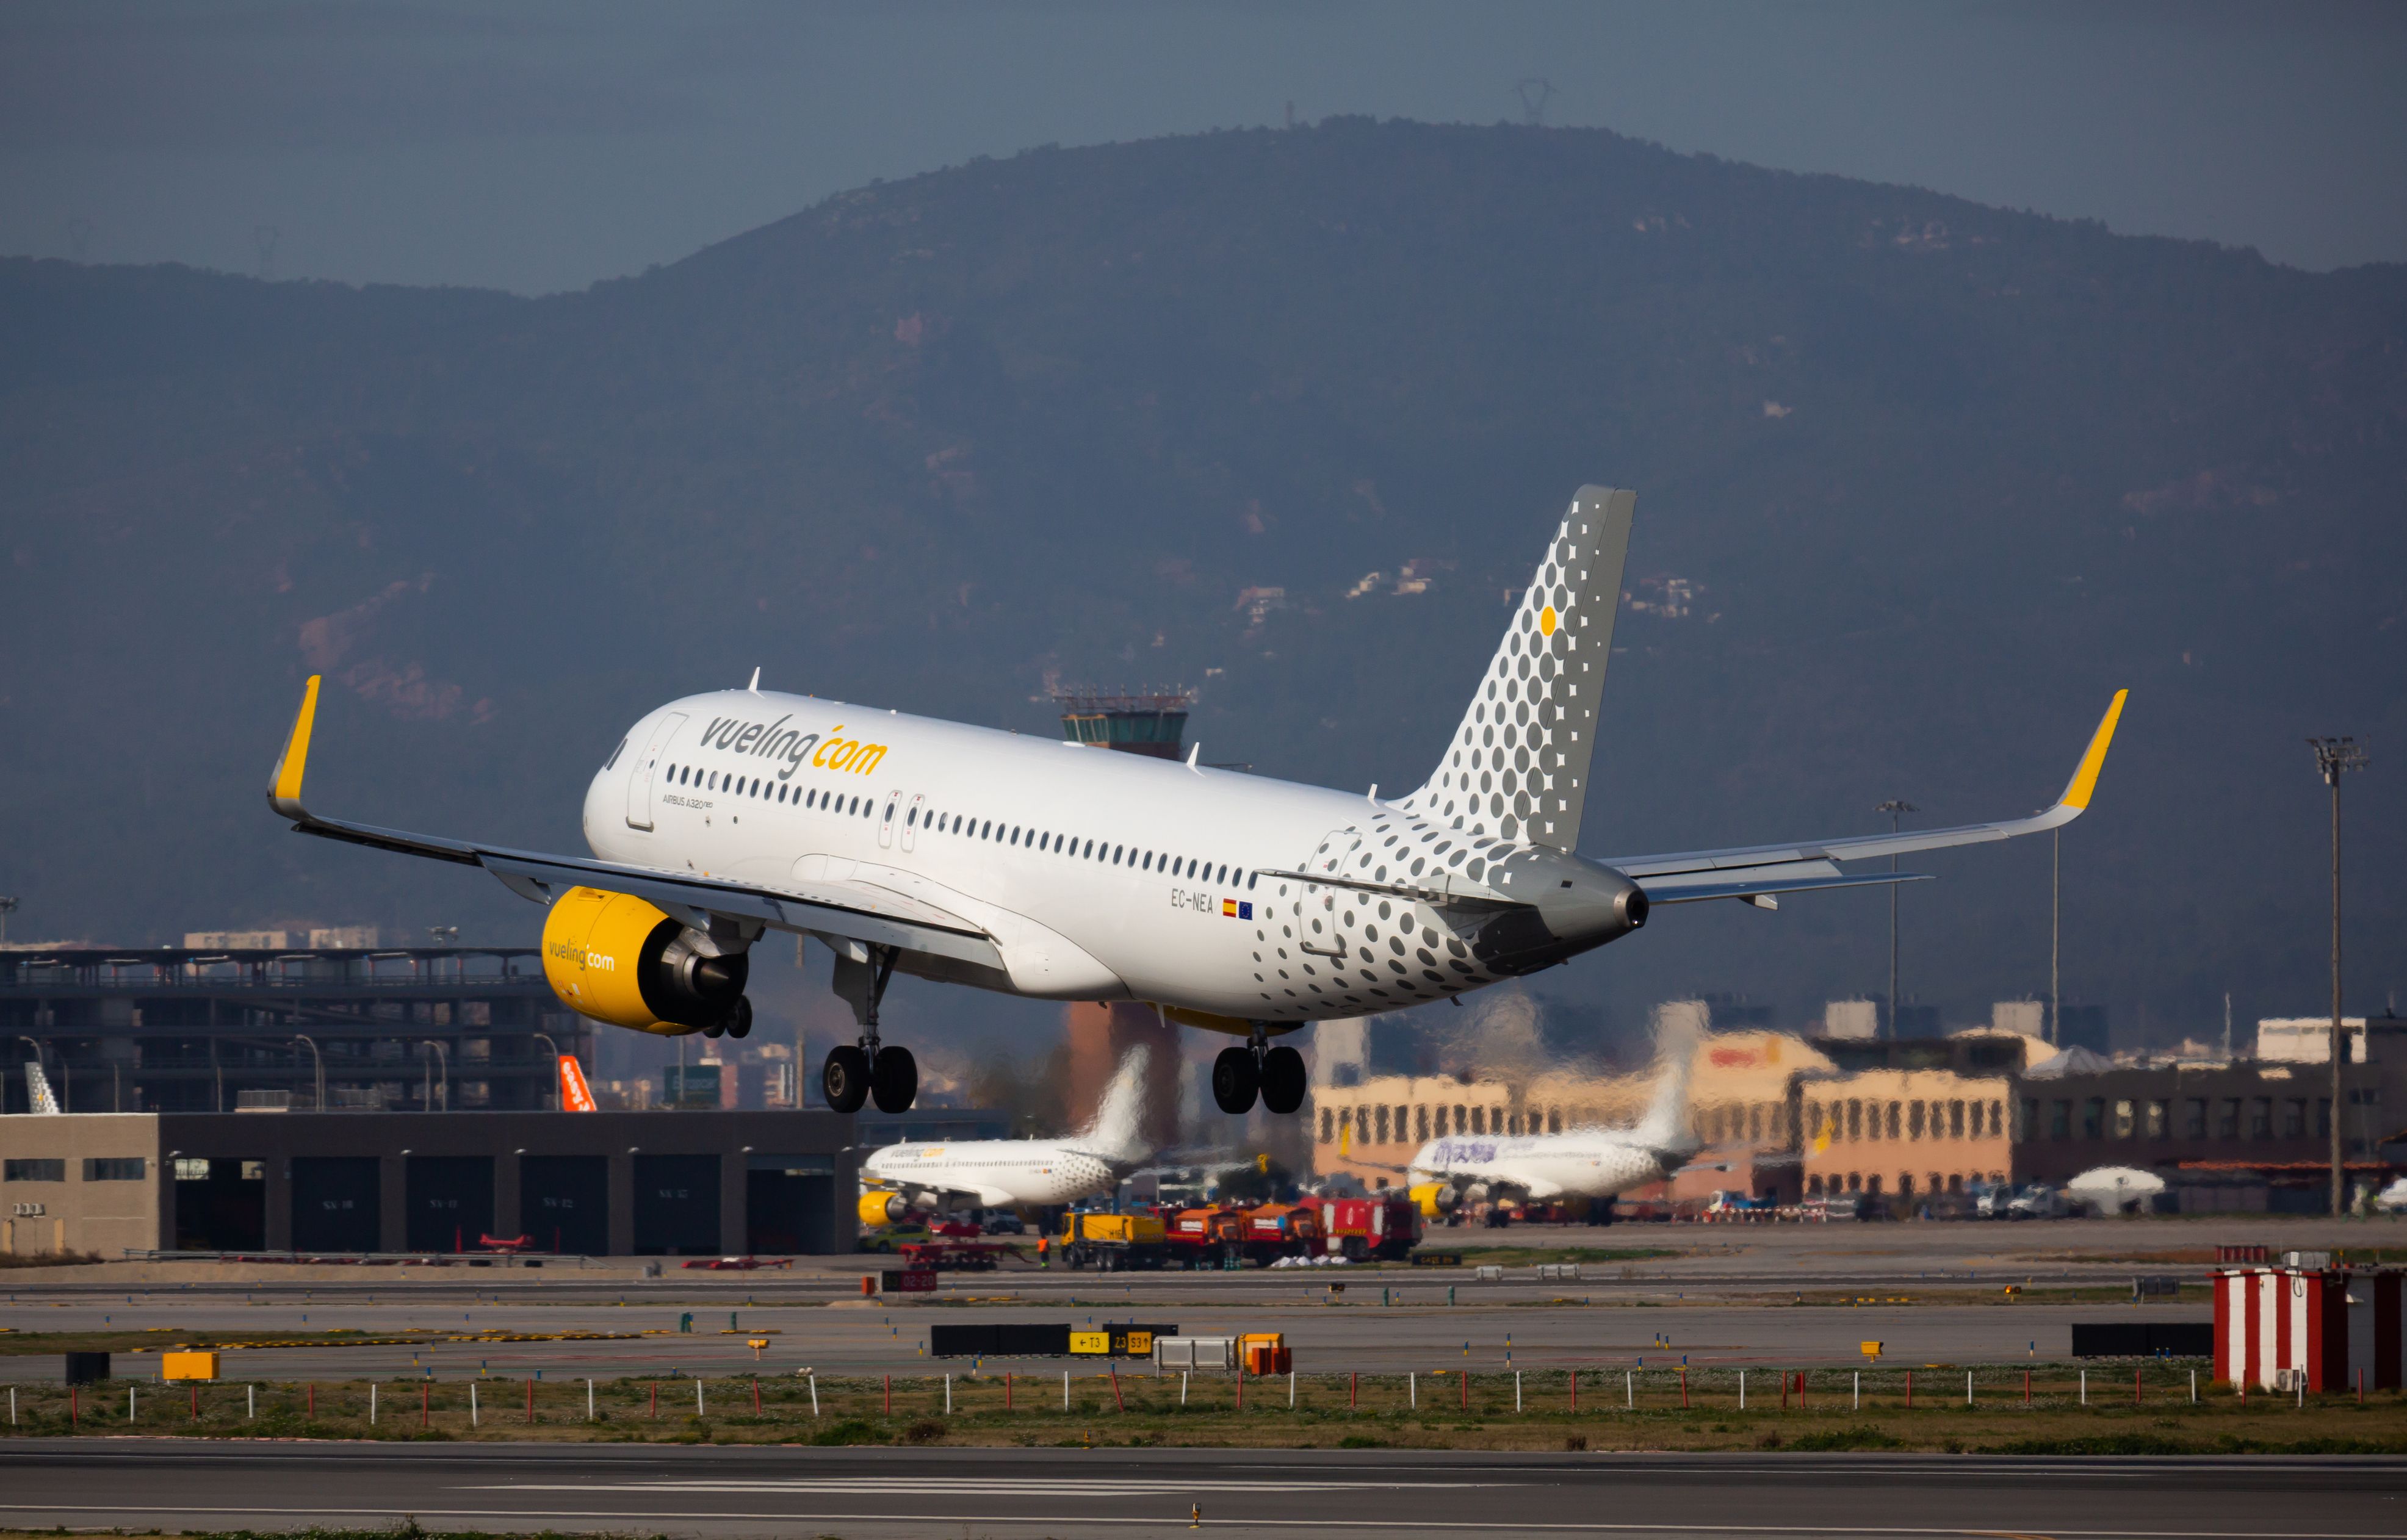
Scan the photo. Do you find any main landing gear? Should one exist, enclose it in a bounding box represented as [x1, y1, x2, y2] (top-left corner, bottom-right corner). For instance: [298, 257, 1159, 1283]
[1212, 1026, 1305, 1117]
[821, 942, 915, 1115]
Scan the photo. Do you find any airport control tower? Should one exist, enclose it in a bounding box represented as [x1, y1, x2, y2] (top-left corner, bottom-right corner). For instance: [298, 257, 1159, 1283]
[1053, 686, 1197, 1148]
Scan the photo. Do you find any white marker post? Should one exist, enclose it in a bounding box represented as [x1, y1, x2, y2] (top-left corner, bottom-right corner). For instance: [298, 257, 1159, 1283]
[1515, 1370, 1523, 1412]
[945, 1375, 952, 1414]
[1410, 1372, 1416, 1409]
[809, 1374, 820, 1417]
[1063, 1370, 1069, 1411]
[696, 1379, 705, 1417]
[1966, 1370, 1973, 1406]
[248, 1384, 254, 1420]
[1625, 1370, 1633, 1410]
[586, 1379, 594, 1420]
[370, 1383, 377, 1425]
[1738, 1371, 1745, 1411]
[1181, 1372, 1188, 1407]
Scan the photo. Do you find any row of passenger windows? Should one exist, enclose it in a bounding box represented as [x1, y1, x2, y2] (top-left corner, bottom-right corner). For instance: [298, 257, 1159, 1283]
[668, 762, 1263, 888]
[667, 763, 873, 818]
[908, 804, 1259, 888]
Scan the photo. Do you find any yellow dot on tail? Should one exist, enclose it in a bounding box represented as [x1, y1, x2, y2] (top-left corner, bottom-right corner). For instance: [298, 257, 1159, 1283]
[1539, 605, 1558, 636]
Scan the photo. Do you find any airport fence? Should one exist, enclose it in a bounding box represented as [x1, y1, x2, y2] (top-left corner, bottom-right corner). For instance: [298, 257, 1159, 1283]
[9, 1357, 2396, 1439]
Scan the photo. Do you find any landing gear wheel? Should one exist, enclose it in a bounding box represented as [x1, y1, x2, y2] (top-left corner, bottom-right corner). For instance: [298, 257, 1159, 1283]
[1211, 1046, 1260, 1115]
[822, 1045, 871, 1114]
[870, 1045, 917, 1114]
[724, 998, 752, 1039]
[701, 1021, 724, 1039]
[1258, 1045, 1307, 1115]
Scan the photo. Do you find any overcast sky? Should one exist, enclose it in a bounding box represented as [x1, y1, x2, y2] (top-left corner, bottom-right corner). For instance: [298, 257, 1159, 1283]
[3, 1, 2402, 294]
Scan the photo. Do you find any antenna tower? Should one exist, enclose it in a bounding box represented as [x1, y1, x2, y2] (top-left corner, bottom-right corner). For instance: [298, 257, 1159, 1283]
[1516, 77, 1555, 127]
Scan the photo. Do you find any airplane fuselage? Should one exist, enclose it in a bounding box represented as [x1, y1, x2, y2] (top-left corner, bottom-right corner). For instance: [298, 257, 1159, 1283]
[861, 1139, 1122, 1209]
[1411, 1131, 1678, 1203]
[582, 689, 1641, 1029]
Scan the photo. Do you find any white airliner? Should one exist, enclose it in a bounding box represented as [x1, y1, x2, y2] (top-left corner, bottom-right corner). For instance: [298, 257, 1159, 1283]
[264, 485, 2126, 1120]
[1390, 1027, 1704, 1217]
[858, 1046, 1153, 1220]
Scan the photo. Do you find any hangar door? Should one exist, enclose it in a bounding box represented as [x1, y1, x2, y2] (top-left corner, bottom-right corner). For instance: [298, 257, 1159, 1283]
[291, 1157, 380, 1253]
[519, 1156, 608, 1255]
[747, 1154, 836, 1254]
[405, 1157, 494, 1253]
[632, 1154, 719, 1256]
[173, 1158, 265, 1251]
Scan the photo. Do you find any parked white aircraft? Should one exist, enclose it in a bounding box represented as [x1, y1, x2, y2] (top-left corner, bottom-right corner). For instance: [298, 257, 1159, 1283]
[264, 485, 2125, 1119]
[858, 1046, 1155, 1219]
[1385, 1024, 1705, 1217]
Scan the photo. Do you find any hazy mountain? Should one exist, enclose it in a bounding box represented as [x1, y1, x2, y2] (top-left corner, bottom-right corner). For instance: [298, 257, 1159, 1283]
[4, 118, 2402, 1063]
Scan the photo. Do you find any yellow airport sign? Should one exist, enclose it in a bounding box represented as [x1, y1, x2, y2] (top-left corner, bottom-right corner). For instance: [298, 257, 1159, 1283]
[162, 1351, 220, 1381]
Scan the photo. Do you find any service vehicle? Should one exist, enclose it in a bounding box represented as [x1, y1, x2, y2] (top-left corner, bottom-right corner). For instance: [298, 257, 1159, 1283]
[1057, 1211, 1169, 1271]
[1299, 1193, 1421, 1259]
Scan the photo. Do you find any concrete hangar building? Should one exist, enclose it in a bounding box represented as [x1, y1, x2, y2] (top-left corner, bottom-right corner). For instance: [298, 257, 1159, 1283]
[0, 940, 854, 1257]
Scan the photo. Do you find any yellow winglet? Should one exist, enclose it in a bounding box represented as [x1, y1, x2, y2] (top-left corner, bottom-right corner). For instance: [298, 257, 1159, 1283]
[267, 674, 321, 819]
[2056, 689, 2127, 811]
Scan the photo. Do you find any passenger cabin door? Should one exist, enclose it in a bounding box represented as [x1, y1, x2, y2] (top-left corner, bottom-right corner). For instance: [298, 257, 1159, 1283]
[622, 712, 688, 831]
[901, 793, 926, 853]
[876, 790, 902, 849]
[1296, 828, 1361, 961]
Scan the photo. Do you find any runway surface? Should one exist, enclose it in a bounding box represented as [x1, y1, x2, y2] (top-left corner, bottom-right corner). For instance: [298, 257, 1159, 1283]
[0, 1439, 2398, 1538]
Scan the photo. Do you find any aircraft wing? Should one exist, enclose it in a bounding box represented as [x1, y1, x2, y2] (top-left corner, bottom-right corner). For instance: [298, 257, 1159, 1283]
[1609, 691, 2124, 905]
[264, 675, 1003, 970]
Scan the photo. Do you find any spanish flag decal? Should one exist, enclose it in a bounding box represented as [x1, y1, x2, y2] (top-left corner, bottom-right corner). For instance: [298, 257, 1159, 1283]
[1222, 899, 1238, 917]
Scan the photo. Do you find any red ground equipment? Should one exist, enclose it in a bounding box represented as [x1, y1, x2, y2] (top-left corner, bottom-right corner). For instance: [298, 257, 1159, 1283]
[1237, 1203, 1321, 1265]
[1300, 1194, 1421, 1260]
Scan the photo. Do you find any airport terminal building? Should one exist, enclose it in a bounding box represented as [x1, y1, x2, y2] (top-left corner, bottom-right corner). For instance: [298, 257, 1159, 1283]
[0, 1110, 855, 1258]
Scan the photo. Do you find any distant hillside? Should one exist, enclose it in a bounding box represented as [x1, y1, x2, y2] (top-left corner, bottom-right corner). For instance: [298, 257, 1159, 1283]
[2, 118, 2402, 1059]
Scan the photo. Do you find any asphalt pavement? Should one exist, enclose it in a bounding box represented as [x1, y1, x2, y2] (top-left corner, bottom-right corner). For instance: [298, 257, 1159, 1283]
[0, 1439, 2398, 1538]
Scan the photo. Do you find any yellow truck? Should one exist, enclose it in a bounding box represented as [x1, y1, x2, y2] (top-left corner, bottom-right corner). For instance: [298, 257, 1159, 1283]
[1056, 1211, 1169, 1272]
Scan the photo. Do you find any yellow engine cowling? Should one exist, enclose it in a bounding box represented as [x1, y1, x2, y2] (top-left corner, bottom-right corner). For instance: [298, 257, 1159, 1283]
[1409, 1181, 1458, 1218]
[540, 885, 748, 1035]
[859, 1190, 908, 1226]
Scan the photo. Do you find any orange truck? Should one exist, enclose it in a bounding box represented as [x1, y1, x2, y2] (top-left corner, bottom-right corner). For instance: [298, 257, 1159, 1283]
[1164, 1205, 1247, 1268]
[1236, 1203, 1321, 1265]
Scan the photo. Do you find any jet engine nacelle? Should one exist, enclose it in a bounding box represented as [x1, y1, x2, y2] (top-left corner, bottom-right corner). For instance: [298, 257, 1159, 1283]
[1408, 1181, 1458, 1218]
[859, 1191, 909, 1226]
[540, 885, 748, 1034]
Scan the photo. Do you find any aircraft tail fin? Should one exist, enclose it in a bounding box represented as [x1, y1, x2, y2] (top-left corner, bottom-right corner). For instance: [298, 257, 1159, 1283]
[1081, 1044, 1154, 1165]
[558, 1055, 597, 1112]
[1399, 486, 1634, 852]
[1633, 1010, 1700, 1151]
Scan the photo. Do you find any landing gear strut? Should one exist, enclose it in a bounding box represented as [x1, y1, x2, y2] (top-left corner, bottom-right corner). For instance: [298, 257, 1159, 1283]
[1211, 1026, 1307, 1117]
[821, 942, 914, 1115]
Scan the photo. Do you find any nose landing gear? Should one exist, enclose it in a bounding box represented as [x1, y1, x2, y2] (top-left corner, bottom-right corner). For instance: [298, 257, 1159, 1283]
[820, 941, 915, 1114]
[1211, 1027, 1307, 1117]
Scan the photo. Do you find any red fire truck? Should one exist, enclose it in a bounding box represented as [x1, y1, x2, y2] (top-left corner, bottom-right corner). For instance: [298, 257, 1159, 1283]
[1299, 1193, 1422, 1260]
